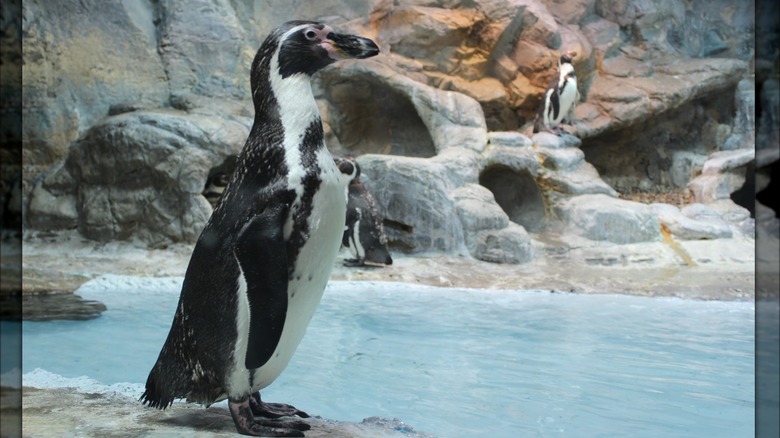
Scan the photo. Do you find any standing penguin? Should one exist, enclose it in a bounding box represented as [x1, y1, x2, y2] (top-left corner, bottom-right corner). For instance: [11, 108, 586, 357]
[533, 51, 579, 135]
[335, 157, 393, 267]
[141, 21, 379, 437]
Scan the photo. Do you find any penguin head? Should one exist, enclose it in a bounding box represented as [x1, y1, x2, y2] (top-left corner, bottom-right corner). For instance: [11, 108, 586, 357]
[334, 157, 361, 186]
[558, 51, 577, 82]
[559, 51, 577, 66]
[272, 21, 380, 78]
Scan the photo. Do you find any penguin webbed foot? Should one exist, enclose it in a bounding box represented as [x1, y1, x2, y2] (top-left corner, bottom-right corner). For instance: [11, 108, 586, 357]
[250, 392, 310, 419]
[230, 395, 310, 437]
[541, 124, 560, 135]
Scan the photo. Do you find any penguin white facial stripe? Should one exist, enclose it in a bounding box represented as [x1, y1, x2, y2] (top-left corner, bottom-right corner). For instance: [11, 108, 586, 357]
[269, 37, 322, 242]
[270, 26, 322, 140]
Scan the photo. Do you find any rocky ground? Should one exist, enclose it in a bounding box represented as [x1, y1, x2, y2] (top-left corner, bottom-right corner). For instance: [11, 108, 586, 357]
[13, 387, 430, 438]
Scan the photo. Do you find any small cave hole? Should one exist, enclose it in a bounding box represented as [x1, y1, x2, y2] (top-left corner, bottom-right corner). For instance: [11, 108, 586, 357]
[479, 164, 547, 233]
[730, 162, 755, 217]
[382, 218, 415, 253]
[321, 78, 437, 159]
[756, 160, 779, 219]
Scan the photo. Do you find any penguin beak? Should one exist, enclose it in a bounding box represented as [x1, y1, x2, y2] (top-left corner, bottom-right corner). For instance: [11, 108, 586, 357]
[323, 32, 380, 60]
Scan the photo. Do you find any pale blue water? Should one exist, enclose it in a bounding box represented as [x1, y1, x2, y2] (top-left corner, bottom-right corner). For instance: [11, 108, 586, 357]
[19, 276, 755, 437]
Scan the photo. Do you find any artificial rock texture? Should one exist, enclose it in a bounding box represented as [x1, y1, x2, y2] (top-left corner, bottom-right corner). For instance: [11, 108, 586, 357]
[12, 0, 775, 265]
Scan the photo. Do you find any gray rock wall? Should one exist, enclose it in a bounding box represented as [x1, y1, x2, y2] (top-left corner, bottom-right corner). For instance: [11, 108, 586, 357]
[16, 0, 761, 264]
[22, 0, 169, 166]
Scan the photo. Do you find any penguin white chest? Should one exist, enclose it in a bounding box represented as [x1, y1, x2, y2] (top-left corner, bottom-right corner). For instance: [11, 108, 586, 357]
[250, 151, 345, 390]
[556, 77, 578, 123]
[287, 157, 345, 302]
[348, 208, 365, 259]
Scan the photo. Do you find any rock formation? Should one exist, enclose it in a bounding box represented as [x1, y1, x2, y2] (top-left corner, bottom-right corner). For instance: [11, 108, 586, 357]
[14, 0, 767, 265]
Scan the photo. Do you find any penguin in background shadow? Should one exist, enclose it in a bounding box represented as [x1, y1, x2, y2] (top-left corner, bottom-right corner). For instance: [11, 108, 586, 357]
[533, 51, 580, 135]
[140, 21, 379, 437]
[203, 155, 239, 209]
[334, 157, 393, 267]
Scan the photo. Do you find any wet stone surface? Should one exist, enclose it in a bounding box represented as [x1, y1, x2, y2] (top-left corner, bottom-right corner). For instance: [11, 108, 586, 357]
[19, 387, 431, 438]
[22, 293, 107, 321]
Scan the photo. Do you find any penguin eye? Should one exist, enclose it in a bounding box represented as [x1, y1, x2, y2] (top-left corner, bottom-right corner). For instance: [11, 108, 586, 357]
[304, 29, 318, 41]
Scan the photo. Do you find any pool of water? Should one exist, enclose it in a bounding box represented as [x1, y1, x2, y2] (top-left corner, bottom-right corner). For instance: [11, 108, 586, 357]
[20, 275, 755, 437]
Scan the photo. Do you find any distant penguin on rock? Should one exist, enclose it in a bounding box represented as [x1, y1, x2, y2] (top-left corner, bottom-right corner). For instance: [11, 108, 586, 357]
[335, 157, 393, 267]
[140, 21, 379, 437]
[533, 51, 579, 135]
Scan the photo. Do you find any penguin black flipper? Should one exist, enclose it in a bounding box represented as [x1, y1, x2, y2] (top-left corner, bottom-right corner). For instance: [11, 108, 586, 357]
[234, 195, 291, 370]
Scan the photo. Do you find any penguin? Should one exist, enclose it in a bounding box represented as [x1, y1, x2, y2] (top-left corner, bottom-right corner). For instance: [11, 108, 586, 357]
[140, 21, 379, 437]
[533, 51, 579, 135]
[334, 156, 359, 194]
[203, 155, 239, 209]
[334, 157, 393, 267]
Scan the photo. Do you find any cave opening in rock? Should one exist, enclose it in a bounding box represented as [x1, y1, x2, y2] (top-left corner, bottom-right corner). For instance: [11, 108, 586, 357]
[320, 79, 437, 159]
[579, 86, 738, 206]
[730, 162, 756, 217]
[479, 164, 546, 233]
[382, 218, 415, 253]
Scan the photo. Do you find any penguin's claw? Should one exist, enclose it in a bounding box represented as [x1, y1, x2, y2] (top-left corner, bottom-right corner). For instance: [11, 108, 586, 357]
[230, 396, 310, 437]
[250, 392, 310, 419]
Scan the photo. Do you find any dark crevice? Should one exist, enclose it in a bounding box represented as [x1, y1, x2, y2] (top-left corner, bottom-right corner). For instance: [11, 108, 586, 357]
[479, 164, 547, 233]
[383, 218, 413, 234]
[580, 86, 738, 196]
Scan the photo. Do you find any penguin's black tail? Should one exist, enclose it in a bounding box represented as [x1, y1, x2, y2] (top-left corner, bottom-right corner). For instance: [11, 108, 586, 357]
[140, 344, 222, 408]
[139, 339, 194, 410]
[140, 363, 177, 410]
